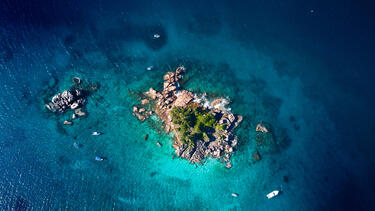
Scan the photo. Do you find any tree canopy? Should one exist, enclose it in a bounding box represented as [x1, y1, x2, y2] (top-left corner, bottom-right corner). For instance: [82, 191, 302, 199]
[170, 106, 225, 149]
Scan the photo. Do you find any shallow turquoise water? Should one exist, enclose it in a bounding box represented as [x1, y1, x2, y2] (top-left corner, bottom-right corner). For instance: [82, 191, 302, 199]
[1, 0, 374, 210]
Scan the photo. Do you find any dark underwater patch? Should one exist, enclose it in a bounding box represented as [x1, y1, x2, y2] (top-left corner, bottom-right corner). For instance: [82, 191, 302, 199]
[261, 94, 283, 119]
[56, 123, 67, 135]
[272, 59, 288, 76]
[57, 155, 71, 166]
[6, 195, 30, 211]
[63, 34, 76, 47]
[283, 175, 289, 183]
[70, 50, 83, 60]
[150, 171, 158, 177]
[272, 59, 299, 78]
[277, 133, 292, 149]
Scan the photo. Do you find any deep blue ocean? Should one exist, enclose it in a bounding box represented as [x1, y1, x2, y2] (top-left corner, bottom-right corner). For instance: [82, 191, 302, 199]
[1, 0, 374, 210]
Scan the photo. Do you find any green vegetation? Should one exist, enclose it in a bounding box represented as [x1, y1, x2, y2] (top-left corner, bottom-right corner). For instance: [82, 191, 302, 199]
[170, 106, 225, 149]
[215, 123, 226, 131]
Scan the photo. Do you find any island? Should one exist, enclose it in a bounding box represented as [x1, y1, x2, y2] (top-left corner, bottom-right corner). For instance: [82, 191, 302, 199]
[133, 67, 242, 168]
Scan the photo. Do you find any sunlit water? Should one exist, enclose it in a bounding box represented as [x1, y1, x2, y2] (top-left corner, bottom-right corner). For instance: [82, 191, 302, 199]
[0, 0, 374, 210]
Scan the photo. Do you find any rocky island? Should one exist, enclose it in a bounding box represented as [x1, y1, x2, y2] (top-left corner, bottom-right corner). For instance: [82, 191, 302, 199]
[133, 67, 242, 167]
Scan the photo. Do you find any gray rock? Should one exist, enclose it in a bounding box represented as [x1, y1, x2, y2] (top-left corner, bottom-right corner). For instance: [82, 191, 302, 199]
[46, 89, 85, 113]
[181, 147, 194, 159]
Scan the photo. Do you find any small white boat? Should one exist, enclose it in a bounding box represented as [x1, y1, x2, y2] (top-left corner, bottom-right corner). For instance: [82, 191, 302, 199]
[231, 193, 239, 197]
[153, 34, 160, 39]
[266, 190, 279, 199]
[146, 65, 154, 71]
[95, 156, 105, 161]
[92, 131, 102, 136]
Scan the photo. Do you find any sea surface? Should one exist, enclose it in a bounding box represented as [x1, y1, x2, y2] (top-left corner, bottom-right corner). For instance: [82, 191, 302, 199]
[0, 0, 374, 210]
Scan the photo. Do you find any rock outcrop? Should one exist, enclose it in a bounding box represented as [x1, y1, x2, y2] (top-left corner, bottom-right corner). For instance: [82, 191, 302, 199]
[132, 105, 152, 122]
[256, 122, 269, 133]
[45, 89, 85, 113]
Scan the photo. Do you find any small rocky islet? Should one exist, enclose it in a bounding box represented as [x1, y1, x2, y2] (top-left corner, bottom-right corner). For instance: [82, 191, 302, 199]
[133, 66, 244, 167]
[44, 77, 98, 124]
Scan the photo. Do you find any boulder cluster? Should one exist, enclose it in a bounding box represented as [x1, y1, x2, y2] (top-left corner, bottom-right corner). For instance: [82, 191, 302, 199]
[45, 77, 91, 125]
[133, 67, 186, 127]
[134, 67, 243, 167]
[256, 122, 269, 133]
[45, 89, 86, 113]
[132, 105, 153, 122]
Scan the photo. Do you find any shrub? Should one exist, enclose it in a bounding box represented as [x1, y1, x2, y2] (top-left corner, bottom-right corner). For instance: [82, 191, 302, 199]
[215, 123, 226, 131]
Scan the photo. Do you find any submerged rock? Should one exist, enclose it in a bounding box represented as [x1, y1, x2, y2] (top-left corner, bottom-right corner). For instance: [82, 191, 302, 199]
[256, 122, 270, 133]
[226, 162, 233, 169]
[144, 88, 158, 100]
[72, 77, 81, 84]
[252, 150, 261, 161]
[74, 108, 86, 117]
[141, 99, 150, 105]
[255, 128, 277, 153]
[132, 104, 153, 122]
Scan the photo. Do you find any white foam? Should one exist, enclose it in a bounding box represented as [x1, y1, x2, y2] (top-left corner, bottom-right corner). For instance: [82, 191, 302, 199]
[193, 94, 232, 113]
